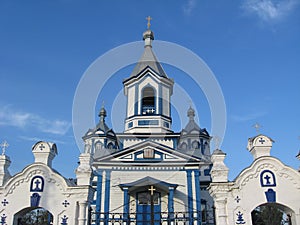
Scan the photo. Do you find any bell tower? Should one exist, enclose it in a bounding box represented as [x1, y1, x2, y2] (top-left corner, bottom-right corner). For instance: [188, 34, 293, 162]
[123, 25, 174, 134]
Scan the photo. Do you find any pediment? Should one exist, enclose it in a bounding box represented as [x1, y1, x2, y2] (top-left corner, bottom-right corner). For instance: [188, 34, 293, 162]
[93, 140, 206, 164]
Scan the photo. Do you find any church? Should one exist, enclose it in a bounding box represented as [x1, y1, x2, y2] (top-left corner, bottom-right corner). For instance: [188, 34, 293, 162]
[0, 24, 299, 225]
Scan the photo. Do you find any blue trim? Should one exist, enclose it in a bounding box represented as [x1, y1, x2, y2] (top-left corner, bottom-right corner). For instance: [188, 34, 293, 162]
[91, 139, 95, 154]
[123, 188, 129, 224]
[95, 172, 103, 225]
[265, 188, 276, 202]
[158, 85, 162, 115]
[30, 176, 44, 192]
[138, 120, 159, 126]
[134, 150, 163, 161]
[30, 193, 41, 207]
[104, 170, 111, 225]
[186, 170, 193, 224]
[173, 137, 177, 149]
[260, 170, 276, 187]
[134, 84, 138, 116]
[194, 170, 201, 225]
[168, 187, 174, 222]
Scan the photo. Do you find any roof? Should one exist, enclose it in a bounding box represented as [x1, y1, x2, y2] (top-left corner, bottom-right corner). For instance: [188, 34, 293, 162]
[129, 29, 168, 78]
[119, 176, 178, 192]
[83, 106, 116, 138]
[130, 46, 168, 78]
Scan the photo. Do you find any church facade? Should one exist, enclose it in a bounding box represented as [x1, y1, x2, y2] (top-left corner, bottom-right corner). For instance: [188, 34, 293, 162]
[0, 26, 299, 225]
[83, 28, 214, 224]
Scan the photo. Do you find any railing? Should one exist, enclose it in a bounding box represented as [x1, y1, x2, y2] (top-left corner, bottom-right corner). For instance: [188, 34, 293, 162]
[89, 211, 215, 225]
[142, 105, 156, 115]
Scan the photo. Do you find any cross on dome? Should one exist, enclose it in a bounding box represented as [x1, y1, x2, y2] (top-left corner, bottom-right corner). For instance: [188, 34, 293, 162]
[146, 16, 152, 29]
[253, 123, 262, 134]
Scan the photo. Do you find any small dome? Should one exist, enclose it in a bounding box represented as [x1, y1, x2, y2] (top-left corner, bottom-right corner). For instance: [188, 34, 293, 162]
[143, 29, 154, 41]
[187, 106, 195, 119]
[98, 106, 107, 118]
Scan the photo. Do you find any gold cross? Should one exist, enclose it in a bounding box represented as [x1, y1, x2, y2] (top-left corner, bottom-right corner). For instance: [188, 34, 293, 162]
[146, 16, 152, 29]
[148, 185, 156, 195]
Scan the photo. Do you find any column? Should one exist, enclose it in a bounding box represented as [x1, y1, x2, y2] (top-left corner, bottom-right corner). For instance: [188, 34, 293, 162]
[214, 198, 228, 225]
[123, 187, 129, 224]
[104, 170, 111, 225]
[186, 170, 193, 224]
[194, 170, 201, 225]
[78, 201, 88, 225]
[95, 171, 103, 225]
[168, 187, 174, 223]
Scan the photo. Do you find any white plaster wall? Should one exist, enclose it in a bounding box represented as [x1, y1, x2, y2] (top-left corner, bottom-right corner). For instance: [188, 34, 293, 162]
[126, 86, 135, 118]
[108, 170, 188, 213]
[0, 164, 90, 225]
[224, 157, 300, 225]
[162, 86, 170, 117]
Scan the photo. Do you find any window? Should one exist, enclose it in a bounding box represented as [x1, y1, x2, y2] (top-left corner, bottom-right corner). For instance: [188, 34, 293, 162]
[137, 192, 160, 205]
[142, 87, 155, 114]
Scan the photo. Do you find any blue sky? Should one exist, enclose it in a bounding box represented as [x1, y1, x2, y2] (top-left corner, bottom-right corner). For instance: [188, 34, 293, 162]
[0, 0, 299, 179]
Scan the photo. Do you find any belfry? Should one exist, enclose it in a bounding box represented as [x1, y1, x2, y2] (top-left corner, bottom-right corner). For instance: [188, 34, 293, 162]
[83, 22, 213, 225]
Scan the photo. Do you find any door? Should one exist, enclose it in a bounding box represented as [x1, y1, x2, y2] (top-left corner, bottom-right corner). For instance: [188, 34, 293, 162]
[136, 191, 161, 225]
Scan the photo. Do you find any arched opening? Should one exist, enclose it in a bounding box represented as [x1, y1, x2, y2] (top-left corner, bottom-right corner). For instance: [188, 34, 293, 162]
[251, 203, 294, 225]
[13, 207, 53, 225]
[142, 87, 155, 115]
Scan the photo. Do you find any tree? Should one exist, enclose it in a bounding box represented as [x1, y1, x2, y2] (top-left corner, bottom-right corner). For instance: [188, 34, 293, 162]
[19, 209, 52, 225]
[252, 204, 283, 225]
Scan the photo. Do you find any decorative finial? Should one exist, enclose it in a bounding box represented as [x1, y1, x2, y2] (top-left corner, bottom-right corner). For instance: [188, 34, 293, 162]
[98, 101, 107, 119]
[253, 123, 262, 134]
[213, 136, 221, 150]
[0, 140, 9, 155]
[146, 16, 152, 30]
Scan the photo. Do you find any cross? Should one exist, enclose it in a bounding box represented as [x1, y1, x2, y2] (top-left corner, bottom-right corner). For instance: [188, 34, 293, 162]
[264, 174, 271, 184]
[34, 179, 41, 190]
[1, 199, 8, 206]
[0, 140, 9, 155]
[148, 185, 156, 196]
[253, 123, 262, 134]
[259, 138, 265, 144]
[39, 144, 45, 151]
[234, 196, 241, 203]
[213, 136, 221, 149]
[61, 215, 68, 225]
[62, 200, 70, 207]
[0, 214, 6, 225]
[146, 16, 152, 29]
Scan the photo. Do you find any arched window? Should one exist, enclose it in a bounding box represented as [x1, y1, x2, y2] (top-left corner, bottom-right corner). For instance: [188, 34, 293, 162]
[142, 87, 155, 114]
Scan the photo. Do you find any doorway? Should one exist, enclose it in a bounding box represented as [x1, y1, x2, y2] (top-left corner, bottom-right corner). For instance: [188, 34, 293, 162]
[136, 191, 161, 225]
[251, 203, 294, 225]
[13, 207, 53, 225]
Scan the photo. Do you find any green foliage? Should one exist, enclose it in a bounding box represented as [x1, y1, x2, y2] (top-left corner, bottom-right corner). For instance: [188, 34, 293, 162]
[251, 204, 284, 225]
[18, 209, 52, 225]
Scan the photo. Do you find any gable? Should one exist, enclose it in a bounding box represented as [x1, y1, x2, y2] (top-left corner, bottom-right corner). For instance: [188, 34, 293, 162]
[93, 140, 207, 165]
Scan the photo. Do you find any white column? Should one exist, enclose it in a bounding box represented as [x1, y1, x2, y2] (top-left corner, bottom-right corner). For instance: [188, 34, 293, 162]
[78, 201, 88, 225]
[214, 198, 228, 225]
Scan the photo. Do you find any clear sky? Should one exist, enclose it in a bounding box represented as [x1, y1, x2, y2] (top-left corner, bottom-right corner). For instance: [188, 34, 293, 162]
[0, 0, 299, 180]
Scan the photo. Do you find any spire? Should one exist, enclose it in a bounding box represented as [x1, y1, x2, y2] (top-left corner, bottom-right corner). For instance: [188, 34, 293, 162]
[96, 105, 109, 133]
[98, 104, 107, 121]
[129, 17, 167, 78]
[183, 106, 200, 132]
[187, 106, 195, 121]
[143, 16, 154, 47]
